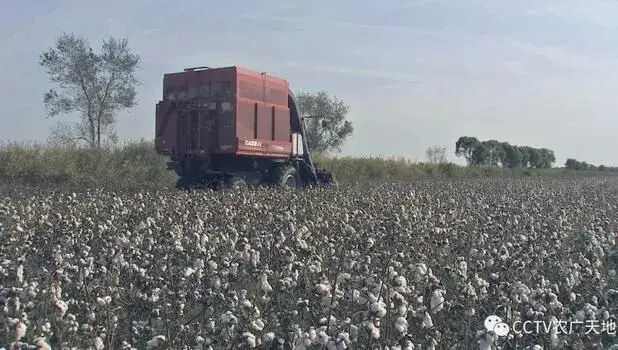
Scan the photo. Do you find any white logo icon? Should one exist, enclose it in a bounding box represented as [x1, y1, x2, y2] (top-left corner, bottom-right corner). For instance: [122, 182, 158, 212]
[484, 315, 510, 337]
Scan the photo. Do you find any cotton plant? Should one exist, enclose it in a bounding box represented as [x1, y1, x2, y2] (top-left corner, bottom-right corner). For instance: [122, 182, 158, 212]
[0, 178, 617, 348]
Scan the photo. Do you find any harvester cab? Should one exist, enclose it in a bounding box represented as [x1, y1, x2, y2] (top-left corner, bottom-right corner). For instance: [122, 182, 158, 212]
[154, 65, 337, 190]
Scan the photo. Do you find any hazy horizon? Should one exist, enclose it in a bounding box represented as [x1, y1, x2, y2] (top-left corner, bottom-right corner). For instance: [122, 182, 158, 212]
[1, 0, 617, 166]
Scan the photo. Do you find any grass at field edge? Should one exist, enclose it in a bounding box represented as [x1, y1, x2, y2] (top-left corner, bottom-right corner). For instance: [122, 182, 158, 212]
[0, 140, 616, 194]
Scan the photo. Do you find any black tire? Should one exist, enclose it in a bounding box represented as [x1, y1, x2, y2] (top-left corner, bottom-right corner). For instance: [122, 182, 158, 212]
[175, 177, 191, 190]
[272, 166, 299, 188]
[226, 177, 248, 190]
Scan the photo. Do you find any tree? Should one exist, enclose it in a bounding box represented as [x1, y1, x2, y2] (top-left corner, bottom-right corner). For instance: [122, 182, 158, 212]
[455, 136, 558, 170]
[527, 148, 542, 168]
[518, 146, 531, 168]
[502, 143, 523, 168]
[565, 158, 578, 169]
[295, 91, 353, 154]
[455, 136, 481, 165]
[39, 33, 141, 148]
[537, 148, 555, 168]
[426, 145, 447, 164]
[482, 139, 504, 166]
[470, 143, 490, 166]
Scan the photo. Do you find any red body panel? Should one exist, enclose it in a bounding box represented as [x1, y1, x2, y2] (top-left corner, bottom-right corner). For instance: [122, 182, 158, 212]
[155, 66, 292, 159]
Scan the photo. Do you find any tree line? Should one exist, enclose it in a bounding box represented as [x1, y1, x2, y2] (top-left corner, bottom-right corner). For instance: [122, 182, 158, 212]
[455, 136, 556, 168]
[564, 158, 618, 172]
[456, 136, 617, 171]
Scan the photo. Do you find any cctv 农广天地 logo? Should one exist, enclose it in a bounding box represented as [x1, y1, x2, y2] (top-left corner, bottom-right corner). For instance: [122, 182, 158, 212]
[484, 315, 510, 337]
[484, 315, 617, 337]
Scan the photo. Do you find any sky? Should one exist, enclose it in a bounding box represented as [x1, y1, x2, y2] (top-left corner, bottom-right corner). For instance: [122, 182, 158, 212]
[1, 0, 618, 166]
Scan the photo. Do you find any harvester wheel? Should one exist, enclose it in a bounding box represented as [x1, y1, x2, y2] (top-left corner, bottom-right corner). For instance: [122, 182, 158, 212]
[272, 166, 299, 188]
[175, 177, 192, 190]
[226, 177, 247, 190]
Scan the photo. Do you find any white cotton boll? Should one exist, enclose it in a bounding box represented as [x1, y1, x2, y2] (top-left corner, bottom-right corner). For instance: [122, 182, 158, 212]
[371, 300, 387, 318]
[296, 239, 309, 250]
[458, 261, 468, 276]
[337, 273, 351, 283]
[250, 319, 265, 331]
[316, 283, 330, 295]
[16, 264, 23, 284]
[401, 339, 415, 349]
[370, 326, 380, 339]
[416, 263, 427, 275]
[368, 293, 379, 304]
[209, 276, 221, 290]
[308, 328, 317, 343]
[195, 335, 205, 345]
[115, 235, 130, 248]
[53, 299, 68, 318]
[184, 267, 195, 277]
[262, 332, 275, 343]
[220, 312, 238, 325]
[422, 312, 433, 328]
[94, 336, 105, 350]
[229, 262, 239, 276]
[41, 322, 52, 334]
[299, 334, 312, 347]
[397, 304, 407, 317]
[351, 289, 361, 302]
[317, 330, 330, 345]
[260, 273, 273, 293]
[394, 316, 408, 334]
[338, 332, 351, 344]
[575, 310, 586, 322]
[569, 293, 577, 303]
[14, 321, 26, 340]
[430, 290, 445, 313]
[549, 330, 559, 348]
[34, 338, 51, 350]
[243, 332, 257, 348]
[250, 251, 260, 267]
[350, 325, 359, 341]
[194, 259, 205, 270]
[426, 337, 438, 350]
[394, 275, 407, 287]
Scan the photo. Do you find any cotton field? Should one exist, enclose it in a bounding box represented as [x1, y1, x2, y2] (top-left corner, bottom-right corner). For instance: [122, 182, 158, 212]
[0, 178, 617, 349]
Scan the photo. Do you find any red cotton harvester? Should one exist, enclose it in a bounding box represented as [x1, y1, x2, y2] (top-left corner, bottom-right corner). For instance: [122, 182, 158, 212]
[154, 65, 337, 190]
